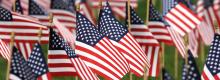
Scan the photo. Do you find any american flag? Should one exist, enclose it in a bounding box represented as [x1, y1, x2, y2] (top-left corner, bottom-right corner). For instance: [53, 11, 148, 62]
[164, 2, 202, 36]
[187, 30, 199, 57]
[50, 28, 99, 80]
[148, 3, 173, 45]
[127, 3, 160, 77]
[0, 39, 10, 61]
[0, 6, 48, 60]
[78, 0, 96, 24]
[197, 21, 214, 45]
[27, 43, 52, 80]
[162, 68, 174, 80]
[89, 0, 137, 18]
[167, 26, 186, 57]
[181, 50, 201, 80]
[76, 12, 130, 79]
[97, 2, 150, 77]
[50, 0, 76, 33]
[48, 28, 77, 77]
[10, 46, 36, 80]
[202, 34, 220, 80]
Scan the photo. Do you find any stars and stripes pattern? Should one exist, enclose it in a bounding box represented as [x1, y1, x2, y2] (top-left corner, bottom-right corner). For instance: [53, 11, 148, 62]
[50, 0, 76, 33]
[98, 3, 150, 77]
[202, 34, 220, 80]
[162, 0, 177, 16]
[181, 50, 201, 80]
[148, 3, 173, 45]
[0, 39, 10, 61]
[0, 6, 48, 60]
[76, 12, 130, 79]
[27, 43, 52, 80]
[164, 2, 202, 36]
[162, 68, 174, 80]
[167, 26, 186, 58]
[187, 30, 199, 57]
[90, 0, 138, 18]
[48, 28, 77, 77]
[78, 0, 96, 24]
[126, 3, 160, 77]
[10, 47, 36, 80]
[50, 28, 99, 80]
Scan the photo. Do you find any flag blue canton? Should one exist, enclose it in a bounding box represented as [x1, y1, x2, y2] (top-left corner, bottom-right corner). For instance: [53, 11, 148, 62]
[182, 50, 201, 80]
[14, 0, 23, 14]
[10, 47, 36, 80]
[98, 2, 128, 42]
[149, 4, 163, 21]
[126, 3, 144, 24]
[27, 43, 49, 76]
[49, 28, 76, 58]
[206, 34, 220, 75]
[76, 12, 104, 46]
[29, 0, 46, 15]
[0, 6, 13, 21]
[51, 0, 74, 12]
[162, 68, 173, 80]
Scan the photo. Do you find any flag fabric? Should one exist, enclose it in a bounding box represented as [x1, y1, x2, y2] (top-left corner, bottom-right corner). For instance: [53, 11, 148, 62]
[148, 3, 173, 45]
[10, 46, 36, 80]
[164, 2, 202, 36]
[49, 28, 99, 80]
[187, 30, 199, 57]
[14, 0, 23, 14]
[167, 26, 186, 58]
[76, 11, 130, 80]
[97, 2, 150, 77]
[163, 0, 177, 16]
[27, 43, 52, 80]
[162, 68, 174, 80]
[50, 0, 76, 33]
[89, 0, 138, 18]
[202, 34, 220, 80]
[181, 50, 201, 80]
[126, 3, 160, 77]
[78, 0, 96, 24]
[48, 29, 77, 77]
[0, 6, 48, 60]
[0, 39, 10, 61]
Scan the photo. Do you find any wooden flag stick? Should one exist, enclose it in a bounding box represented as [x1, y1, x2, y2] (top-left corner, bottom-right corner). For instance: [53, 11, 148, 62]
[174, 49, 178, 79]
[184, 34, 189, 78]
[6, 32, 15, 80]
[127, 0, 131, 31]
[160, 43, 165, 80]
[38, 27, 42, 44]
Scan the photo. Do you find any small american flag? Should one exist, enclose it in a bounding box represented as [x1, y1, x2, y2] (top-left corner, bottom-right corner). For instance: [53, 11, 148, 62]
[98, 2, 150, 77]
[0, 6, 47, 60]
[50, 0, 76, 33]
[127, 3, 160, 77]
[50, 28, 99, 80]
[76, 11, 130, 79]
[0, 39, 10, 61]
[202, 34, 220, 80]
[164, 2, 202, 36]
[148, 3, 173, 45]
[90, 0, 137, 18]
[162, 68, 174, 80]
[181, 50, 201, 80]
[167, 26, 186, 58]
[27, 43, 52, 80]
[48, 28, 77, 77]
[10, 47, 37, 80]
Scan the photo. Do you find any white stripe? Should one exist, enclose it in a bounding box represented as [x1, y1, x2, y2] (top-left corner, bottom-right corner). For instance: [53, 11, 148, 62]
[0, 28, 49, 34]
[165, 20, 185, 36]
[154, 35, 172, 40]
[41, 74, 49, 80]
[50, 10, 75, 17]
[135, 39, 159, 43]
[149, 28, 169, 33]
[131, 25, 148, 29]
[0, 35, 49, 41]
[49, 67, 76, 72]
[18, 42, 27, 60]
[25, 42, 32, 56]
[48, 50, 68, 55]
[9, 74, 22, 80]
[48, 59, 72, 63]
[148, 22, 165, 26]
[151, 47, 159, 76]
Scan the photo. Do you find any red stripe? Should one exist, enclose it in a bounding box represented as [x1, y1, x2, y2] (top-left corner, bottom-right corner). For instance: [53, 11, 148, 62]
[202, 71, 209, 80]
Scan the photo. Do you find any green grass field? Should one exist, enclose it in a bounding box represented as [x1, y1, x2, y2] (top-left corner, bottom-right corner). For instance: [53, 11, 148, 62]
[0, 0, 208, 80]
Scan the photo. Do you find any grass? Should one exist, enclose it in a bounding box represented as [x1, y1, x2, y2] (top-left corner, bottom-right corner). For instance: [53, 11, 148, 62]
[0, 0, 207, 80]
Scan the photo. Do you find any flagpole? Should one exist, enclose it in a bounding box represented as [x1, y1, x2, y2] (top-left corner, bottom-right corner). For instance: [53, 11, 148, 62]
[174, 49, 178, 79]
[143, 0, 150, 80]
[160, 43, 165, 80]
[184, 34, 189, 77]
[38, 27, 42, 44]
[6, 32, 15, 80]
